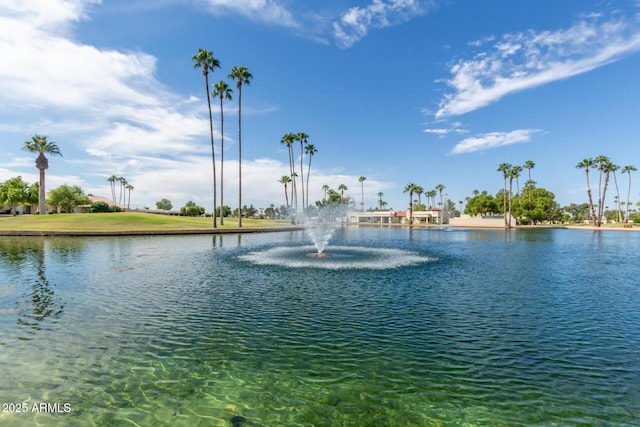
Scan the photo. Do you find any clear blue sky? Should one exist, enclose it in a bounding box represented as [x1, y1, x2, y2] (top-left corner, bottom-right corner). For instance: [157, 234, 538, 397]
[2, 0, 640, 212]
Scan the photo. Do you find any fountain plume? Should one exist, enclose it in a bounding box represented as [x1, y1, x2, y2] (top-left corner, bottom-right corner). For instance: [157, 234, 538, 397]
[304, 204, 347, 254]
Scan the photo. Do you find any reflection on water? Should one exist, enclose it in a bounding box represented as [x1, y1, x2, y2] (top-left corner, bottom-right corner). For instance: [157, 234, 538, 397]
[0, 239, 64, 341]
[0, 229, 639, 426]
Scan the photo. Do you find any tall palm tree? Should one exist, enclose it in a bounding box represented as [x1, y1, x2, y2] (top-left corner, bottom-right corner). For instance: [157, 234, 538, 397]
[22, 135, 62, 215]
[608, 163, 621, 223]
[192, 48, 221, 228]
[278, 175, 291, 217]
[576, 158, 597, 225]
[497, 163, 512, 226]
[507, 168, 521, 228]
[358, 176, 367, 211]
[435, 183, 445, 207]
[378, 192, 384, 210]
[118, 176, 127, 207]
[107, 175, 118, 206]
[125, 184, 134, 209]
[295, 132, 309, 209]
[322, 184, 330, 202]
[511, 165, 523, 195]
[280, 132, 297, 214]
[337, 184, 348, 203]
[594, 155, 610, 227]
[599, 160, 617, 227]
[622, 165, 637, 222]
[228, 65, 252, 227]
[212, 80, 233, 225]
[415, 185, 424, 208]
[403, 183, 417, 225]
[524, 160, 535, 212]
[426, 189, 437, 209]
[305, 143, 317, 208]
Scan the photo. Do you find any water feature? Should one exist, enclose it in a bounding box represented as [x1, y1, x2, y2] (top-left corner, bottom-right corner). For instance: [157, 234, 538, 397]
[1, 228, 640, 426]
[302, 203, 348, 255]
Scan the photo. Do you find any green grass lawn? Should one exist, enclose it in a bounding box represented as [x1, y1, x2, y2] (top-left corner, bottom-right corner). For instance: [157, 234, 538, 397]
[0, 212, 296, 232]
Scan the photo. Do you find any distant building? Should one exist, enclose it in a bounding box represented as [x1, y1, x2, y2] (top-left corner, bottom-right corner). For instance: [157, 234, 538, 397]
[348, 208, 448, 224]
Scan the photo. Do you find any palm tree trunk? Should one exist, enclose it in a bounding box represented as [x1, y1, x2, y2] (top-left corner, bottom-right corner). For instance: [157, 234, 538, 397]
[597, 167, 604, 227]
[600, 171, 611, 227]
[237, 85, 242, 227]
[306, 156, 312, 209]
[503, 176, 507, 226]
[585, 172, 597, 225]
[626, 176, 633, 223]
[39, 167, 46, 215]
[300, 141, 305, 210]
[205, 74, 217, 228]
[284, 184, 289, 212]
[508, 177, 513, 228]
[613, 171, 621, 223]
[409, 191, 413, 225]
[219, 96, 225, 226]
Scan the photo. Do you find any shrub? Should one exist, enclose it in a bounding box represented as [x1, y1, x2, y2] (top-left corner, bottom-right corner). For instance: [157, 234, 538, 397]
[90, 201, 111, 212]
[181, 201, 205, 216]
[90, 201, 122, 213]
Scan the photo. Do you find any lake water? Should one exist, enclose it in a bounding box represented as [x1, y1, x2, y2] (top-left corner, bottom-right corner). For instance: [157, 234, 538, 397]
[1, 227, 639, 426]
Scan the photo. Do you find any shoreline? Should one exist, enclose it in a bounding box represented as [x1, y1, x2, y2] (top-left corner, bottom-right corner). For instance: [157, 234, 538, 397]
[0, 226, 305, 237]
[347, 222, 639, 231]
[0, 223, 637, 237]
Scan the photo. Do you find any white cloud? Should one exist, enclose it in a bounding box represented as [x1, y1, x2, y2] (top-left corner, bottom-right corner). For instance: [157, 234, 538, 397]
[201, 0, 298, 27]
[436, 15, 640, 118]
[451, 129, 541, 154]
[333, 0, 433, 48]
[424, 121, 468, 137]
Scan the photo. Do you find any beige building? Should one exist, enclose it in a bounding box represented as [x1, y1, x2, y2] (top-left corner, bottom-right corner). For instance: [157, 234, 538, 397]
[348, 208, 448, 225]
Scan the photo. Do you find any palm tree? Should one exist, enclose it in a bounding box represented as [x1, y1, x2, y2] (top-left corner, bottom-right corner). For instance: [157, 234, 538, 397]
[281, 132, 297, 214]
[415, 185, 424, 208]
[594, 155, 611, 226]
[622, 165, 637, 222]
[403, 183, 417, 224]
[576, 158, 597, 225]
[192, 48, 221, 228]
[378, 192, 384, 210]
[278, 175, 291, 218]
[426, 190, 436, 209]
[507, 168, 521, 228]
[22, 135, 62, 215]
[524, 160, 535, 212]
[358, 176, 367, 211]
[125, 184, 134, 209]
[497, 163, 512, 226]
[118, 176, 127, 207]
[305, 143, 317, 209]
[511, 165, 523, 195]
[337, 184, 348, 203]
[296, 132, 309, 209]
[212, 80, 233, 225]
[608, 163, 622, 222]
[322, 184, 330, 202]
[435, 183, 445, 207]
[228, 65, 252, 227]
[107, 175, 118, 206]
